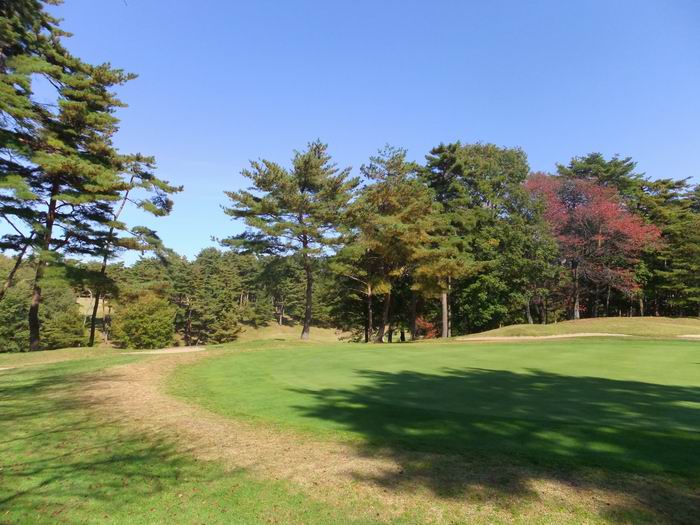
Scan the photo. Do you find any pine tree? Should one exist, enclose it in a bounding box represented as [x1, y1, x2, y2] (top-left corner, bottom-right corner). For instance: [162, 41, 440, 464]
[350, 146, 436, 341]
[1, 0, 178, 350]
[224, 141, 358, 339]
[86, 155, 181, 346]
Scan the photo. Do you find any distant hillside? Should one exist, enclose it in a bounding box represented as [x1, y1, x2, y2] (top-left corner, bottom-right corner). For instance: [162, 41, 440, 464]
[236, 324, 347, 343]
[460, 317, 700, 339]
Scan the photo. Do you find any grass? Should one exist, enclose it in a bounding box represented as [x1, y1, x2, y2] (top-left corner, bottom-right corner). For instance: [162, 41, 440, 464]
[235, 323, 347, 343]
[0, 353, 393, 524]
[460, 316, 700, 338]
[170, 338, 700, 475]
[0, 345, 124, 368]
[170, 336, 700, 522]
[3, 322, 700, 523]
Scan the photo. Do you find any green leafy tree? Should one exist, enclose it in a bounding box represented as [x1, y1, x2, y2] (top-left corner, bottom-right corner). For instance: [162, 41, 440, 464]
[0, 271, 84, 353]
[224, 141, 358, 339]
[422, 143, 552, 333]
[111, 294, 176, 349]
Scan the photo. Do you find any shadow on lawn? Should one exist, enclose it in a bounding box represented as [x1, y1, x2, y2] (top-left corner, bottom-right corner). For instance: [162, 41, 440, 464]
[292, 367, 700, 524]
[0, 364, 222, 519]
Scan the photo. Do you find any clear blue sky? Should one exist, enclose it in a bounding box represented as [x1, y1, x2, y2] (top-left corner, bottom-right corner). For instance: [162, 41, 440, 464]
[48, 0, 700, 262]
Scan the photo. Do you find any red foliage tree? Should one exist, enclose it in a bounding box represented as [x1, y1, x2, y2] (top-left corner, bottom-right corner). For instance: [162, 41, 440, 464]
[526, 173, 660, 319]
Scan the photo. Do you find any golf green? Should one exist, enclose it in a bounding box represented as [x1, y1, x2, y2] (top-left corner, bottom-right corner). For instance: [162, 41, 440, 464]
[170, 338, 700, 477]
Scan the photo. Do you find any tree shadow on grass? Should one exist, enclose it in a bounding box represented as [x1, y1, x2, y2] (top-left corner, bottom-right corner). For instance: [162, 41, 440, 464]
[0, 364, 226, 521]
[291, 368, 700, 524]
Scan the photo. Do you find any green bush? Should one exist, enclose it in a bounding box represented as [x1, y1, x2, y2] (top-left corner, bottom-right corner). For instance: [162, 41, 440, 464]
[111, 295, 176, 349]
[208, 308, 242, 344]
[0, 281, 85, 352]
[40, 285, 87, 349]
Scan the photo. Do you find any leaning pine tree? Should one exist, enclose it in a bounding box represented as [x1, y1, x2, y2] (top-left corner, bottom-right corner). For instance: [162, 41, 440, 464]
[1, 0, 176, 350]
[224, 141, 358, 339]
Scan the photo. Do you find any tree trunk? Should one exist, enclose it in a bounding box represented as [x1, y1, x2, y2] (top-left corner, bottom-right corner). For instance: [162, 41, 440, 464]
[184, 302, 192, 346]
[605, 285, 611, 317]
[525, 299, 533, 324]
[88, 250, 111, 347]
[441, 291, 449, 338]
[375, 291, 391, 343]
[572, 261, 580, 320]
[29, 187, 59, 352]
[365, 285, 373, 343]
[639, 296, 644, 317]
[387, 325, 393, 343]
[0, 237, 32, 302]
[447, 277, 452, 338]
[89, 183, 134, 346]
[409, 292, 417, 340]
[542, 296, 548, 324]
[300, 253, 313, 340]
[400, 328, 405, 342]
[88, 290, 101, 346]
[592, 285, 600, 318]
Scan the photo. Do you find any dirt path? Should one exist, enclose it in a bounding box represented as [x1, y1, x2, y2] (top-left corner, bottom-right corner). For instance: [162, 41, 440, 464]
[79, 351, 689, 524]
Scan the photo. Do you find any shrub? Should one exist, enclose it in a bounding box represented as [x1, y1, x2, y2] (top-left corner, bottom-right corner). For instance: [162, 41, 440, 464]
[208, 308, 242, 344]
[40, 285, 86, 349]
[111, 295, 176, 349]
[0, 281, 85, 352]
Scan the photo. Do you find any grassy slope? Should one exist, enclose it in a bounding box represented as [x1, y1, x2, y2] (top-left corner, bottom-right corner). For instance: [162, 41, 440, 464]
[0, 353, 383, 524]
[461, 316, 700, 338]
[235, 323, 346, 343]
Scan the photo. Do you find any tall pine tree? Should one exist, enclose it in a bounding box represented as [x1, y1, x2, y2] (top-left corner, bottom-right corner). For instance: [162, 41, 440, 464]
[224, 141, 357, 339]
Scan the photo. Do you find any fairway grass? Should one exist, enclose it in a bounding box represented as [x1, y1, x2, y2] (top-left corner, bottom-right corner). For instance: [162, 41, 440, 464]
[3, 330, 699, 524]
[0, 354, 396, 524]
[460, 316, 700, 338]
[170, 337, 700, 522]
[170, 338, 700, 475]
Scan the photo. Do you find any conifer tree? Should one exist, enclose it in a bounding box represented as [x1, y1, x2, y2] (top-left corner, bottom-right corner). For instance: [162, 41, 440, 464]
[350, 146, 436, 341]
[1, 0, 178, 350]
[224, 141, 358, 339]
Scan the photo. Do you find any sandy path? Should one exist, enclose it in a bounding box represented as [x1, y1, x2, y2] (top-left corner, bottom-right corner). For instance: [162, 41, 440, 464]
[78, 351, 678, 523]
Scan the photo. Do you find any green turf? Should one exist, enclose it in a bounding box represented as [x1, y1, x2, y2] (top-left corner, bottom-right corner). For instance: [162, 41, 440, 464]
[460, 316, 700, 338]
[170, 338, 700, 478]
[0, 355, 389, 524]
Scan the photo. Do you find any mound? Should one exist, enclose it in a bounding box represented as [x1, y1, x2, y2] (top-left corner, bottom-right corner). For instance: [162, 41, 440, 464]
[460, 316, 700, 339]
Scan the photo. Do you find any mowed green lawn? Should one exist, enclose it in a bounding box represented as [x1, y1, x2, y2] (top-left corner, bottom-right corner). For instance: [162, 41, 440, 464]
[0, 351, 384, 525]
[171, 338, 700, 478]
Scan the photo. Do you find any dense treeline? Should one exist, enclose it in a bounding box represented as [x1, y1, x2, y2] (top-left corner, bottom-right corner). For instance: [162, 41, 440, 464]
[1, 1, 699, 351]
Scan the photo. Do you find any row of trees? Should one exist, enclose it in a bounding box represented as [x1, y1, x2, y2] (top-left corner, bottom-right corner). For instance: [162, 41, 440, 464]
[1, 140, 697, 350]
[222, 141, 697, 342]
[1, 1, 698, 350]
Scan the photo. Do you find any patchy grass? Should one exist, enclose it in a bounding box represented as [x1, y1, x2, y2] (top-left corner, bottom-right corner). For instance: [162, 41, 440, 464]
[462, 316, 700, 338]
[235, 323, 347, 343]
[171, 337, 700, 523]
[0, 354, 392, 524]
[4, 325, 700, 524]
[0, 345, 125, 368]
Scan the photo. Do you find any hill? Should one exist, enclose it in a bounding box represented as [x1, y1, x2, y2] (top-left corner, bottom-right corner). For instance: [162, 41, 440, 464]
[459, 317, 700, 339]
